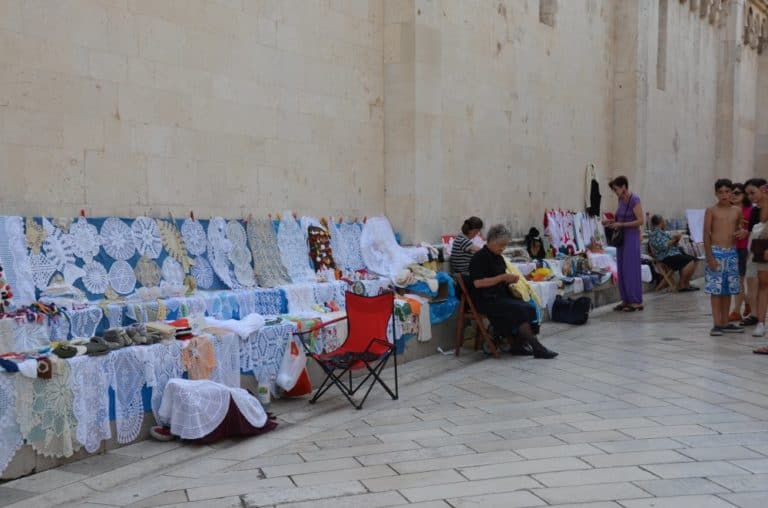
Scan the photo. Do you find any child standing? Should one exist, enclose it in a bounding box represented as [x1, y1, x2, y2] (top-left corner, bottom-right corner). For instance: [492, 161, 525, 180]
[704, 179, 747, 336]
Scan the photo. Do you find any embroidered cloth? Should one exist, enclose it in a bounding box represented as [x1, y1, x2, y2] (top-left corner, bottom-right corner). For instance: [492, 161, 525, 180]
[181, 335, 217, 380]
[277, 214, 315, 283]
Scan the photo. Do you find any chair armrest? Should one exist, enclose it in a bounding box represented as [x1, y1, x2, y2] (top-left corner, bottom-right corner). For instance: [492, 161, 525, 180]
[293, 315, 349, 336]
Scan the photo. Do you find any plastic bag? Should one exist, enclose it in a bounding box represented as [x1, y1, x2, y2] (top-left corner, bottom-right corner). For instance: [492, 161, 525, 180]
[276, 337, 306, 391]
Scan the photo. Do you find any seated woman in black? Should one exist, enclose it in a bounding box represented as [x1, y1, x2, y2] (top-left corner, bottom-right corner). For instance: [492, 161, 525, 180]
[469, 224, 558, 359]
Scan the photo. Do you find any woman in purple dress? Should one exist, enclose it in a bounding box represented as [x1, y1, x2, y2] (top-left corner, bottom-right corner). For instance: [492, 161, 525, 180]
[606, 176, 645, 311]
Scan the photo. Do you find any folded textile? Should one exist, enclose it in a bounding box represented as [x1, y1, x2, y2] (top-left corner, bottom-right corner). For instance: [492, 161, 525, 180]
[203, 312, 266, 339]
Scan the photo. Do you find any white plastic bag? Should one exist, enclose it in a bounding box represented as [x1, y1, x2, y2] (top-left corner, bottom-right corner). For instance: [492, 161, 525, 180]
[276, 337, 306, 391]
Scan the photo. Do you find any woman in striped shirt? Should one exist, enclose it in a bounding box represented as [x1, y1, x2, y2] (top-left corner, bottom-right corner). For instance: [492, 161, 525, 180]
[450, 216, 484, 275]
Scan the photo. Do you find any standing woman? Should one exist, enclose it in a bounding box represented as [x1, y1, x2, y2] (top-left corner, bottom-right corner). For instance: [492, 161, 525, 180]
[606, 176, 645, 311]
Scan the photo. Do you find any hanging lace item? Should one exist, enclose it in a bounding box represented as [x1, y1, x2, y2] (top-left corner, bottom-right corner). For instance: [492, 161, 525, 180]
[70, 355, 113, 453]
[247, 218, 291, 288]
[233, 289, 256, 318]
[48, 315, 70, 341]
[135, 256, 161, 288]
[62, 263, 85, 286]
[103, 303, 124, 329]
[13, 321, 51, 351]
[29, 252, 57, 290]
[253, 288, 285, 316]
[338, 222, 366, 272]
[0, 374, 22, 476]
[181, 218, 207, 256]
[240, 322, 295, 389]
[83, 260, 109, 294]
[359, 216, 417, 280]
[1, 217, 35, 305]
[181, 335, 217, 380]
[146, 341, 184, 422]
[328, 219, 348, 272]
[16, 360, 81, 457]
[100, 218, 136, 261]
[283, 283, 316, 315]
[157, 219, 193, 274]
[42, 219, 76, 272]
[162, 257, 185, 286]
[68, 217, 100, 261]
[228, 221, 254, 287]
[110, 347, 146, 443]
[69, 306, 104, 338]
[210, 334, 240, 388]
[191, 256, 214, 289]
[131, 217, 163, 259]
[109, 260, 136, 295]
[277, 213, 315, 283]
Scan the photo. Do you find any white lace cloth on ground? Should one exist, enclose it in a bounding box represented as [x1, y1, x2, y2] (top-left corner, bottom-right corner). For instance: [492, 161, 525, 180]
[0, 373, 22, 476]
[210, 334, 241, 388]
[110, 347, 147, 444]
[70, 355, 113, 453]
[158, 379, 266, 440]
[247, 218, 291, 288]
[277, 214, 315, 284]
[16, 360, 82, 457]
[1, 217, 35, 305]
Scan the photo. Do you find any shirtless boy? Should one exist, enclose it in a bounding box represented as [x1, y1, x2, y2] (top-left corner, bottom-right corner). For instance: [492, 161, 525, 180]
[704, 179, 747, 336]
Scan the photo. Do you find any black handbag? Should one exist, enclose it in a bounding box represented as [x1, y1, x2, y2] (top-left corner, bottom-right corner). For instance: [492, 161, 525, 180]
[607, 227, 623, 248]
[551, 295, 592, 325]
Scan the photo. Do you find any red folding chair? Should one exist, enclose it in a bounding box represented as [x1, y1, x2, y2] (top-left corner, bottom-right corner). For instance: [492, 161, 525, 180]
[296, 291, 398, 410]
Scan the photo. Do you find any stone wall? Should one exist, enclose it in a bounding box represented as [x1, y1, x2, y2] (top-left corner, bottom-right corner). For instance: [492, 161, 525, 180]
[1, 0, 766, 243]
[0, 0, 385, 219]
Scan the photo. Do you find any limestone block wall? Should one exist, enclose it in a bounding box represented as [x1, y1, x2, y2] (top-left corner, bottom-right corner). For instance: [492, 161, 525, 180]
[0, 0, 385, 219]
[389, 0, 616, 242]
[644, 0, 720, 218]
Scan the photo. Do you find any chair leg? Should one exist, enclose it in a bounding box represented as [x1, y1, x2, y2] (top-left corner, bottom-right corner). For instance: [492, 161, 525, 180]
[477, 319, 500, 358]
[455, 297, 466, 356]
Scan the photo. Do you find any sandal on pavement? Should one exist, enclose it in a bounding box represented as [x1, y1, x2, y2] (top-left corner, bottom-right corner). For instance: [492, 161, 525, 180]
[753, 345, 768, 355]
[622, 305, 639, 312]
[613, 303, 628, 311]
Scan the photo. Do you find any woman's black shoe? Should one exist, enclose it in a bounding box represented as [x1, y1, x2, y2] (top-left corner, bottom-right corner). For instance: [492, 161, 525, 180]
[533, 347, 558, 359]
[509, 342, 534, 356]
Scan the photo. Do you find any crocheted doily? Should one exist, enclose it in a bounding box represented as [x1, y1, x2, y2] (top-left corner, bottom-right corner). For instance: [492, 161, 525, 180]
[247, 218, 291, 288]
[135, 256, 161, 288]
[29, 252, 56, 290]
[42, 219, 76, 272]
[131, 217, 163, 259]
[277, 214, 314, 283]
[181, 219, 207, 256]
[109, 260, 137, 295]
[208, 217, 234, 288]
[191, 256, 214, 289]
[83, 260, 109, 294]
[70, 356, 113, 453]
[110, 348, 146, 444]
[101, 218, 136, 261]
[68, 217, 100, 261]
[162, 257, 185, 286]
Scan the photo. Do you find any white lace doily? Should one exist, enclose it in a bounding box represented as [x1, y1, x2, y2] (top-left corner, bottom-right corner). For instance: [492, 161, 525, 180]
[131, 217, 163, 259]
[70, 356, 113, 453]
[162, 257, 185, 286]
[181, 219, 207, 256]
[208, 217, 234, 288]
[0, 374, 22, 476]
[83, 260, 109, 294]
[192, 256, 214, 289]
[229, 221, 254, 288]
[277, 213, 314, 283]
[109, 260, 136, 295]
[110, 348, 146, 444]
[101, 218, 136, 261]
[135, 256, 161, 287]
[28, 253, 56, 289]
[16, 361, 81, 457]
[69, 217, 101, 261]
[62, 263, 85, 285]
[69, 306, 104, 338]
[42, 220, 77, 272]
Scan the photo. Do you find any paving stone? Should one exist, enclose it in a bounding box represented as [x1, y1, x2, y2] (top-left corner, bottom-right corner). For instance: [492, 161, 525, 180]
[618, 495, 739, 508]
[275, 490, 408, 508]
[469, 435, 566, 453]
[554, 430, 629, 444]
[58, 452, 141, 476]
[391, 450, 521, 474]
[362, 469, 466, 492]
[0, 487, 35, 507]
[459, 457, 591, 480]
[643, 460, 752, 479]
[569, 417, 660, 431]
[399, 476, 540, 503]
[592, 438, 684, 453]
[298, 440, 420, 461]
[445, 490, 547, 508]
[582, 450, 691, 468]
[718, 492, 768, 508]
[515, 443, 603, 459]
[678, 446, 764, 461]
[238, 481, 368, 507]
[291, 464, 396, 486]
[729, 458, 768, 473]
[621, 425, 717, 439]
[532, 466, 656, 487]
[124, 489, 188, 508]
[228, 453, 305, 471]
[531, 482, 650, 504]
[632, 478, 729, 497]
[3, 469, 87, 493]
[262, 457, 359, 478]
[709, 473, 768, 492]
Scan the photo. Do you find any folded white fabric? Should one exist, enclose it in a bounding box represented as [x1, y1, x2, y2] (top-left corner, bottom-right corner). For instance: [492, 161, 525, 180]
[158, 378, 267, 440]
[204, 312, 266, 338]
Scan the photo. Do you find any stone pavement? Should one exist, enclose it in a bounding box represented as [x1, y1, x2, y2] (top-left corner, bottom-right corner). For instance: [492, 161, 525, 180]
[4, 287, 768, 508]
